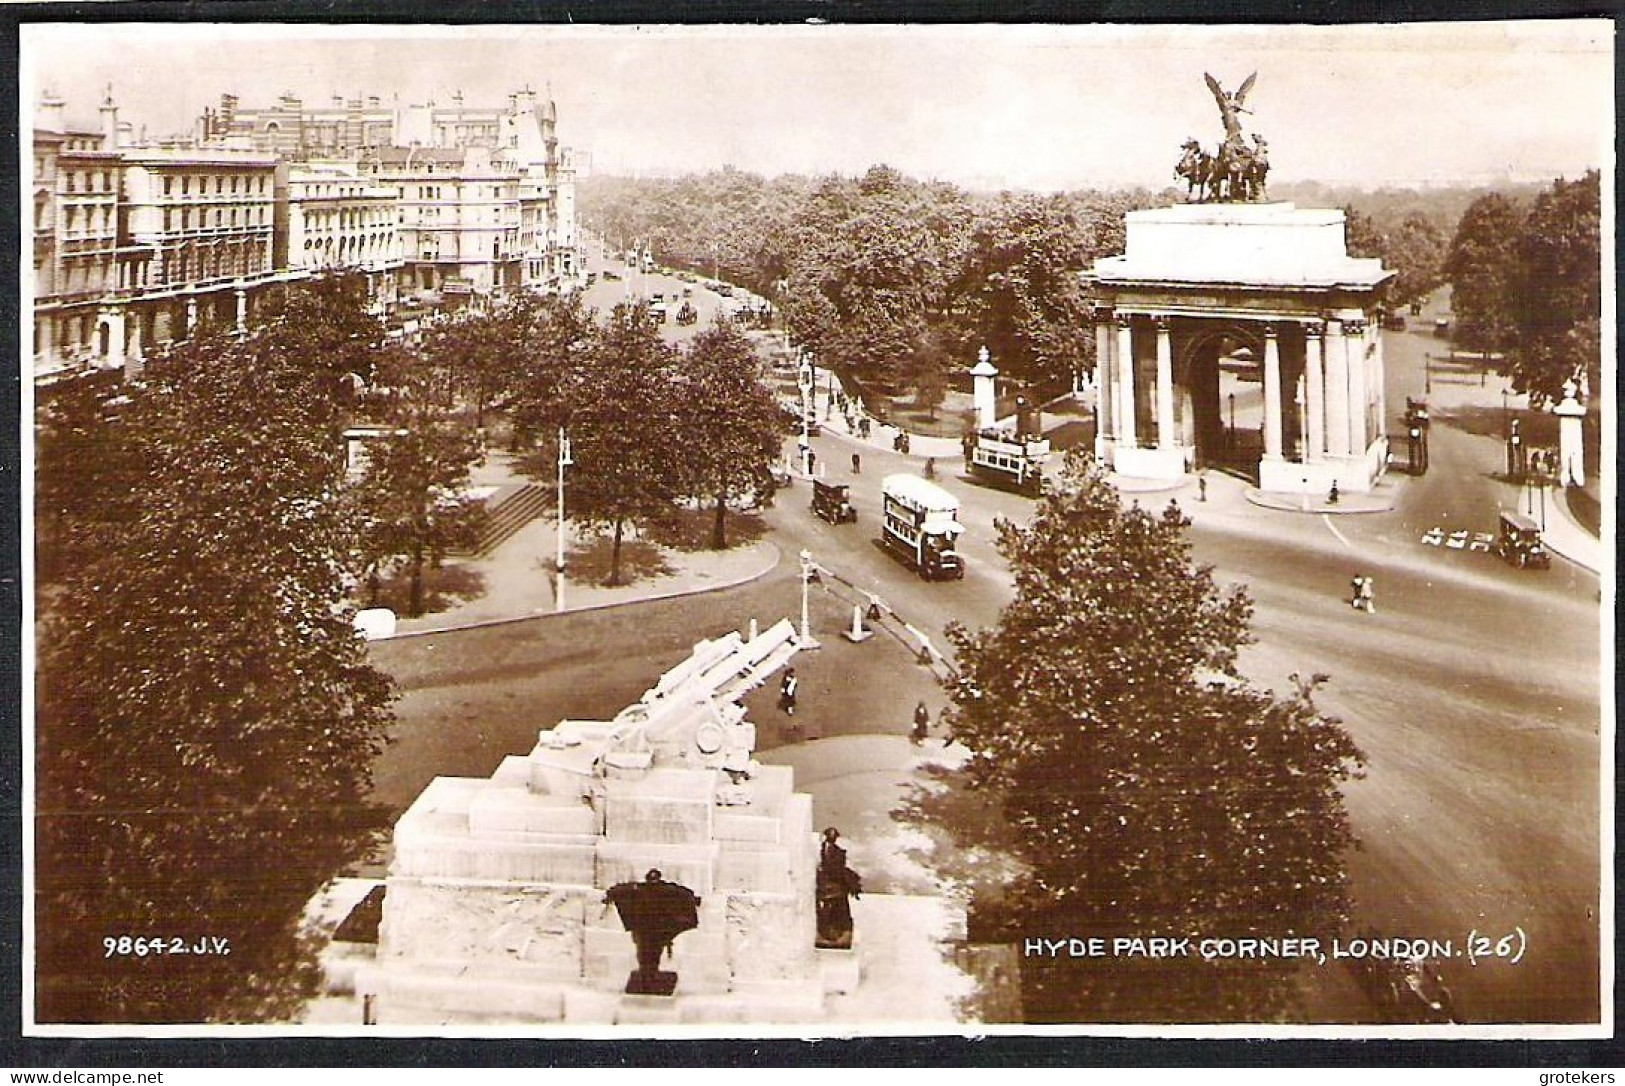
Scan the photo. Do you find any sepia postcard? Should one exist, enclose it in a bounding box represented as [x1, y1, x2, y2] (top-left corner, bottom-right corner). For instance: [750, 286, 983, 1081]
[17, 17, 1616, 1052]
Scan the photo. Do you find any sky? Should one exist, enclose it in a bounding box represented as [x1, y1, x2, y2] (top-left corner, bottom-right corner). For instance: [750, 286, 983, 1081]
[20, 20, 1615, 192]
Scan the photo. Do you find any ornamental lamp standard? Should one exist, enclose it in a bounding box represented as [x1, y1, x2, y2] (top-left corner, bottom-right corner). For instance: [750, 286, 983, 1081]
[555, 427, 573, 612]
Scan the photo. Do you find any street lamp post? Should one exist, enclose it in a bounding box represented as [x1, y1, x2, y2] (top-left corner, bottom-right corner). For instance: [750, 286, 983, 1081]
[798, 549, 821, 649]
[1227, 392, 1236, 451]
[798, 358, 815, 476]
[556, 427, 572, 612]
[1502, 389, 1510, 437]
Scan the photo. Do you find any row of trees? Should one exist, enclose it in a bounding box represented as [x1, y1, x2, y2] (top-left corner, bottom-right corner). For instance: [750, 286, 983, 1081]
[1441, 169, 1601, 406]
[582, 167, 1163, 401]
[34, 274, 788, 1021]
[418, 291, 789, 582]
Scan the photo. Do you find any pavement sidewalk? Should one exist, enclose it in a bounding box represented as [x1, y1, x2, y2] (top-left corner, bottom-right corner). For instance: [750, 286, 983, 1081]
[1508, 481, 1604, 575]
[380, 451, 783, 638]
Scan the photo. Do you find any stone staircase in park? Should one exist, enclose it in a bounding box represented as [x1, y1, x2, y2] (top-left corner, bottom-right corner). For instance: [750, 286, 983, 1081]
[455, 483, 553, 558]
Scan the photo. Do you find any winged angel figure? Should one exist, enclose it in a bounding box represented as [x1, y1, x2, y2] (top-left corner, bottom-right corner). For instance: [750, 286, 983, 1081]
[1206, 70, 1257, 147]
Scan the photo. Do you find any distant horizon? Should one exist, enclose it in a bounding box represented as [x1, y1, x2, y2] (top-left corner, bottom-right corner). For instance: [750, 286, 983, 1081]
[578, 166, 1587, 199]
[22, 22, 1613, 193]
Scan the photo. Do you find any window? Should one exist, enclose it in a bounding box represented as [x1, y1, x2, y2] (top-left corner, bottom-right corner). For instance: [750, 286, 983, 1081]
[164, 175, 173, 196]
[182, 175, 189, 195]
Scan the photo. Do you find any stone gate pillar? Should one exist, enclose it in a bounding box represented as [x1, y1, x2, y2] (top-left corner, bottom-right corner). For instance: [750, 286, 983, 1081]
[1345, 318, 1369, 454]
[1094, 311, 1114, 454]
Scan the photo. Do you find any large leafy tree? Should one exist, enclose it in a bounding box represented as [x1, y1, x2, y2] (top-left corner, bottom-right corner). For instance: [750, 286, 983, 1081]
[35, 331, 396, 1023]
[254, 271, 389, 403]
[33, 370, 138, 583]
[940, 454, 1365, 1022]
[506, 291, 596, 453]
[1506, 170, 1601, 406]
[671, 321, 788, 549]
[963, 193, 1097, 393]
[348, 349, 485, 617]
[1442, 192, 1528, 356]
[1385, 212, 1449, 309]
[566, 303, 682, 585]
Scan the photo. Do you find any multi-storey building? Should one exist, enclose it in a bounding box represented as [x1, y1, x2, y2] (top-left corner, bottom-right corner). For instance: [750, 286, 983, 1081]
[31, 91, 299, 378]
[282, 161, 403, 312]
[200, 86, 580, 295]
[362, 145, 524, 300]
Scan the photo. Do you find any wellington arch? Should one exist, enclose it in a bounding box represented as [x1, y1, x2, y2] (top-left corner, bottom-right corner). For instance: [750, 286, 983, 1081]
[1086, 202, 1395, 494]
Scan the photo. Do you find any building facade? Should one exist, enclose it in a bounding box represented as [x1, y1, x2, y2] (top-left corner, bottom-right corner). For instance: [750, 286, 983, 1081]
[282, 162, 403, 312]
[32, 91, 299, 378]
[200, 86, 581, 294]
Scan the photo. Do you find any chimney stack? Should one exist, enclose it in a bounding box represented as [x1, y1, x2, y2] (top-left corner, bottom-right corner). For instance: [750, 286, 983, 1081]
[37, 90, 65, 133]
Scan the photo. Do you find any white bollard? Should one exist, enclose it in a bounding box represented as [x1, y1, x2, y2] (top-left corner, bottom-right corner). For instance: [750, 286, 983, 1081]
[843, 603, 873, 643]
[748, 618, 759, 641]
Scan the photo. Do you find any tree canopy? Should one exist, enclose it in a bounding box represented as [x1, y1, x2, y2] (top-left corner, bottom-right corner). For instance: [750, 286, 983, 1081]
[1441, 191, 1528, 358]
[670, 320, 790, 548]
[940, 453, 1365, 1022]
[565, 302, 683, 584]
[35, 325, 395, 1023]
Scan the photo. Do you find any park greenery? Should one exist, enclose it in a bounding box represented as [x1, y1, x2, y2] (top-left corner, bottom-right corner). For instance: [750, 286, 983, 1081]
[938, 453, 1366, 1022]
[1443, 170, 1602, 407]
[583, 168, 1596, 426]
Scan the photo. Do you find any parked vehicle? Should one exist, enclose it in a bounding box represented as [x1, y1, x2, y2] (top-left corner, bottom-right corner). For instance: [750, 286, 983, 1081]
[811, 479, 858, 525]
[881, 474, 964, 580]
[1493, 510, 1550, 570]
[966, 426, 1049, 496]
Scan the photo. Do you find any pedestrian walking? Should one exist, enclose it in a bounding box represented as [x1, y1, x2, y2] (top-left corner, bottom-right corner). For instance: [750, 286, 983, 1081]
[924, 457, 936, 479]
[779, 669, 799, 716]
[1328, 480, 1341, 505]
[1198, 474, 1208, 502]
[852, 452, 861, 474]
[911, 701, 930, 745]
[1351, 575, 1365, 611]
[1359, 575, 1375, 614]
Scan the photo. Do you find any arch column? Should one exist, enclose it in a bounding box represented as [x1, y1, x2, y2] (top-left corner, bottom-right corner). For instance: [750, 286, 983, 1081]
[1346, 317, 1368, 454]
[1261, 323, 1283, 460]
[1115, 314, 1137, 448]
[1154, 315, 1176, 450]
[1304, 321, 1325, 462]
[1323, 319, 1350, 457]
[235, 288, 248, 334]
[1094, 308, 1114, 447]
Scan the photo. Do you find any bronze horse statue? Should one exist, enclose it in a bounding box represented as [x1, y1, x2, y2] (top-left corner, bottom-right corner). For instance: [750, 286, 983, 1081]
[1178, 134, 1269, 203]
[1176, 139, 1217, 200]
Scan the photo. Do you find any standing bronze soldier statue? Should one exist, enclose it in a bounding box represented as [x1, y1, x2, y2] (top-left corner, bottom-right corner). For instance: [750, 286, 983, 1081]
[814, 827, 863, 949]
[603, 868, 702, 996]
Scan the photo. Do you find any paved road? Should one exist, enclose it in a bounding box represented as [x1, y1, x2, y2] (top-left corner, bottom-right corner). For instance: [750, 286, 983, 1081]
[367, 292, 1600, 1025]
